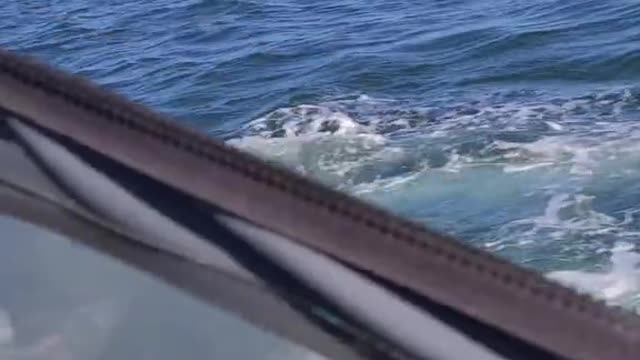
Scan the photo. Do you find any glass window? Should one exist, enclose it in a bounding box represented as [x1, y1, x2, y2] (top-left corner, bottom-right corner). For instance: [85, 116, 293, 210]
[0, 216, 323, 360]
[2, 0, 640, 352]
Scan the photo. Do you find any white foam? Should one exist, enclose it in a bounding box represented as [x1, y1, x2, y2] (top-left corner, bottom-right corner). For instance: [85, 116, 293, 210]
[545, 121, 563, 131]
[351, 167, 425, 195]
[230, 103, 419, 189]
[242, 105, 370, 138]
[230, 90, 640, 190]
[503, 162, 553, 173]
[495, 192, 623, 246]
[548, 242, 640, 311]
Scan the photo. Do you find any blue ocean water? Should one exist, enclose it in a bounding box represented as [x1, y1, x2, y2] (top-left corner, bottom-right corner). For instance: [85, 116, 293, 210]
[3, 0, 640, 358]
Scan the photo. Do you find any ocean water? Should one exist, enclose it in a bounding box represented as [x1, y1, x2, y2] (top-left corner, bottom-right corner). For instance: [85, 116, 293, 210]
[3, 0, 640, 358]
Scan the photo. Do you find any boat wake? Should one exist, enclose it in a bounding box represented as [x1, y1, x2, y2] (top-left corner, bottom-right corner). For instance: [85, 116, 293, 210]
[230, 88, 640, 313]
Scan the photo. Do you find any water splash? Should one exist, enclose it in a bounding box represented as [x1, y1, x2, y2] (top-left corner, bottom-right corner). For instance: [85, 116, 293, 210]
[548, 242, 640, 312]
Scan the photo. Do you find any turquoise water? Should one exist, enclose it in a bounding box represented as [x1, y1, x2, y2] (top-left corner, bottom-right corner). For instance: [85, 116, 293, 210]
[3, 0, 640, 357]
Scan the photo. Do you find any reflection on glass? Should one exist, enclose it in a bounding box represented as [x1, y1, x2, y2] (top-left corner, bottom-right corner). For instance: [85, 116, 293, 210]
[0, 216, 321, 360]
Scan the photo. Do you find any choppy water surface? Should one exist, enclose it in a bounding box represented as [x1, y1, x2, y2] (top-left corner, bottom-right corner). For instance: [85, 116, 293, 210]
[3, 0, 640, 358]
